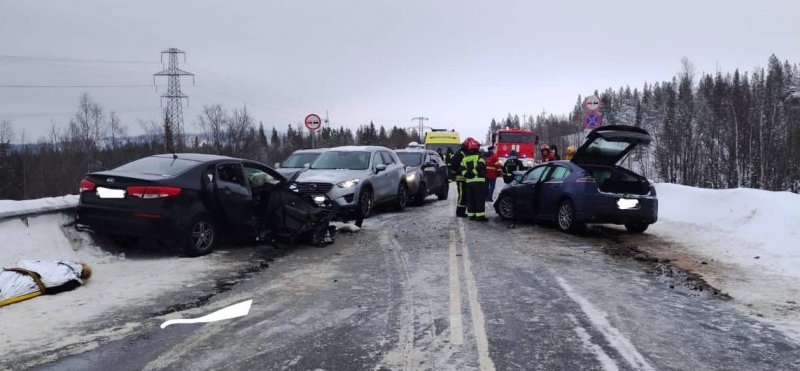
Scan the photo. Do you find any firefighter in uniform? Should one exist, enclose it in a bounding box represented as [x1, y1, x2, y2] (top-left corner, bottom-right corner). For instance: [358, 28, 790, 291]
[502, 150, 525, 183]
[461, 138, 488, 221]
[449, 142, 468, 217]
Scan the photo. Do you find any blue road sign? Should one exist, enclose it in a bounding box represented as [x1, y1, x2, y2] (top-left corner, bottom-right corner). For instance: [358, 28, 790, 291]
[583, 112, 602, 129]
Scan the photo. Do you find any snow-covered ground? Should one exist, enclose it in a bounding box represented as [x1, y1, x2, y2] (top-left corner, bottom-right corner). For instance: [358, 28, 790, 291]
[0, 212, 248, 367]
[648, 183, 800, 340]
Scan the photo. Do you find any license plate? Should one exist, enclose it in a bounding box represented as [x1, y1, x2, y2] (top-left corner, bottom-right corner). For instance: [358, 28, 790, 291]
[617, 198, 639, 210]
[97, 187, 125, 199]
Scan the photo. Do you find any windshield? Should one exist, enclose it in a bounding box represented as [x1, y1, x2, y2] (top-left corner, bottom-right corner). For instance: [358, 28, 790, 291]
[498, 132, 533, 143]
[281, 152, 321, 168]
[396, 153, 423, 167]
[112, 156, 197, 177]
[311, 151, 371, 170]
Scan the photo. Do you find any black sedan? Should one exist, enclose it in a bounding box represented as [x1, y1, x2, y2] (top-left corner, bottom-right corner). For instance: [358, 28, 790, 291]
[76, 153, 335, 256]
[394, 149, 449, 206]
[494, 125, 658, 233]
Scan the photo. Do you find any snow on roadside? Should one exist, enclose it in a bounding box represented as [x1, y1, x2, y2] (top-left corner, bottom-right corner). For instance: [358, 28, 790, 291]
[0, 212, 247, 366]
[648, 183, 800, 340]
[0, 195, 78, 219]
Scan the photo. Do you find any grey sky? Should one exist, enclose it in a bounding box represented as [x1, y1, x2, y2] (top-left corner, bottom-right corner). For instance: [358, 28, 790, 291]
[1, 0, 798, 143]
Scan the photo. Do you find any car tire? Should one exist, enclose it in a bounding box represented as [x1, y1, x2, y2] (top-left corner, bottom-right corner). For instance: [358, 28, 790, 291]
[412, 182, 426, 206]
[436, 181, 449, 201]
[556, 200, 582, 234]
[183, 215, 217, 257]
[358, 186, 375, 219]
[394, 182, 408, 211]
[495, 196, 515, 220]
[625, 223, 649, 234]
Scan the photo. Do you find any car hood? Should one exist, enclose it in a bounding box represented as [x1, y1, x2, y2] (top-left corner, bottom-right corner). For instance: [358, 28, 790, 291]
[571, 125, 652, 166]
[275, 168, 302, 178]
[295, 169, 372, 183]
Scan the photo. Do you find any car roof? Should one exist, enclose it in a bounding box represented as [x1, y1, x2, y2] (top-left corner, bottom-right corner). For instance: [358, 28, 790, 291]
[152, 153, 239, 162]
[394, 148, 430, 153]
[327, 145, 391, 152]
[290, 148, 329, 154]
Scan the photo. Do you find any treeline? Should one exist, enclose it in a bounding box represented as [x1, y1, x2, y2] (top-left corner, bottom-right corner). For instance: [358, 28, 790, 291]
[488, 55, 800, 192]
[0, 95, 421, 200]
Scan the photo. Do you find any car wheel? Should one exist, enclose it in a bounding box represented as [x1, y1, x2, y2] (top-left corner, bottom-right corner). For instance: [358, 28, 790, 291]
[358, 187, 374, 219]
[436, 181, 449, 200]
[394, 182, 408, 211]
[495, 196, 515, 220]
[556, 200, 582, 234]
[183, 215, 217, 257]
[412, 182, 426, 206]
[625, 223, 649, 234]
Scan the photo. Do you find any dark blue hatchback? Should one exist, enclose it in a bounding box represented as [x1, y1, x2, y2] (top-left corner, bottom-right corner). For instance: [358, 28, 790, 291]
[494, 125, 658, 233]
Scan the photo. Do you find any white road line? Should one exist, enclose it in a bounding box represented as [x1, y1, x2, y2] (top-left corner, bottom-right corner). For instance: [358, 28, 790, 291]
[458, 219, 497, 371]
[449, 229, 464, 345]
[556, 276, 655, 371]
[566, 314, 620, 371]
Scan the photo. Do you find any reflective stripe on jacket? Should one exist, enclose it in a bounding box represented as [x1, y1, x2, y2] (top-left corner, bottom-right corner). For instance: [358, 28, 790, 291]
[461, 154, 486, 183]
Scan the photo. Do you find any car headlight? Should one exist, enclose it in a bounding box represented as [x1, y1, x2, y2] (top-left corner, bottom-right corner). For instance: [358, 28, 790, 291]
[337, 179, 359, 188]
[405, 173, 417, 182]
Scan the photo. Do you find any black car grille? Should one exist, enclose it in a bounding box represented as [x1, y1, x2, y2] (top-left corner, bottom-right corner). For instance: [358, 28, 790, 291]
[296, 182, 333, 194]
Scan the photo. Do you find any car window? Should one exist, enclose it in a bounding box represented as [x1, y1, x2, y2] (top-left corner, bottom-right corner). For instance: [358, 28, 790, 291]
[311, 151, 371, 170]
[244, 166, 279, 187]
[281, 152, 321, 168]
[524, 166, 547, 183]
[381, 151, 396, 165]
[113, 156, 197, 177]
[396, 152, 423, 167]
[372, 152, 384, 168]
[217, 163, 246, 186]
[545, 166, 571, 181]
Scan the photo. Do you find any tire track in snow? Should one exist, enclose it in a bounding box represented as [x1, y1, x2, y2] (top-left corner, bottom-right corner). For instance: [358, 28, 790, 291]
[458, 218, 496, 371]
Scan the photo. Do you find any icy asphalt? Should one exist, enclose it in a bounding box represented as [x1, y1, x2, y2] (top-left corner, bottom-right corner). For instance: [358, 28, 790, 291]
[29, 184, 800, 371]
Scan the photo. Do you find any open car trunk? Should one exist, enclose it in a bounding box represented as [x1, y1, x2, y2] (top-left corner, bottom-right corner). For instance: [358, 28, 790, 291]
[578, 165, 652, 195]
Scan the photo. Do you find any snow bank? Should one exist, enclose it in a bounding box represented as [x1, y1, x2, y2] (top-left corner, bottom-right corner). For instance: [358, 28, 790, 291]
[653, 183, 800, 278]
[0, 195, 78, 219]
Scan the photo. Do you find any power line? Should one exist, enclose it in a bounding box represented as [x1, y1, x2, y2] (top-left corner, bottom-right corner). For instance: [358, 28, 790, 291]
[0, 107, 162, 119]
[0, 54, 160, 65]
[0, 84, 155, 89]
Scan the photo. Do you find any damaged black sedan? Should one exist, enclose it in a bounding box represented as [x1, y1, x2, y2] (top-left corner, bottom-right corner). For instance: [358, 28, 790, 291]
[76, 153, 336, 256]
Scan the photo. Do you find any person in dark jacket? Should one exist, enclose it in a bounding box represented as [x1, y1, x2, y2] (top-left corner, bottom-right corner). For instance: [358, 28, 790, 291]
[502, 150, 525, 183]
[449, 143, 468, 217]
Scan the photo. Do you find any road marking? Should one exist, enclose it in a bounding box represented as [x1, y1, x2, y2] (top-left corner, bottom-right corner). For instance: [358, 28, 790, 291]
[449, 229, 464, 345]
[567, 314, 620, 371]
[555, 277, 655, 371]
[458, 219, 497, 371]
[160, 299, 252, 329]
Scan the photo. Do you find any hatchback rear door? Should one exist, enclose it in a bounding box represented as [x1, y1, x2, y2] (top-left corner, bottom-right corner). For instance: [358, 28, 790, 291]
[570, 125, 652, 166]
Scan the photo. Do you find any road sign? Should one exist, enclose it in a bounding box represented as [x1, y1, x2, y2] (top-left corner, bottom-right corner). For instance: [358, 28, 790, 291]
[583, 112, 602, 129]
[584, 95, 601, 111]
[305, 114, 322, 132]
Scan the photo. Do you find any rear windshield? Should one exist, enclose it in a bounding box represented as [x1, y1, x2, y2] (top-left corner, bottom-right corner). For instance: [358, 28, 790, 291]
[311, 151, 371, 170]
[281, 152, 321, 168]
[396, 153, 423, 167]
[498, 132, 533, 143]
[584, 137, 631, 158]
[112, 156, 197, 177]
[425, 144, 460, 154]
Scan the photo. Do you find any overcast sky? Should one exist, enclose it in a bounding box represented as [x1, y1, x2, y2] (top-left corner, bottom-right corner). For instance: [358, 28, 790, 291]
[1, 0, 798, 143]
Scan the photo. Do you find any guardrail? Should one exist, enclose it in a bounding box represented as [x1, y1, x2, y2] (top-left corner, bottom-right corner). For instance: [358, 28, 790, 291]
[0, 199, 78, 223]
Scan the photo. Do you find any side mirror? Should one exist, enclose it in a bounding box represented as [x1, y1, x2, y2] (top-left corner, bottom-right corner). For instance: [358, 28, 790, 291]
[303, 163, 311, 169]
[422, 162, 435, 169]
[514, 174, 524, 183]
[274, 162, 281, 168]
[375, 164, 387, 173]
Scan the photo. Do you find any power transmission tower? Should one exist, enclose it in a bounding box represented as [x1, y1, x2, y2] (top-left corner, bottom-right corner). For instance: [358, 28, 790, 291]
[153, 48, 194, 144]
[411, 116, 428, 141]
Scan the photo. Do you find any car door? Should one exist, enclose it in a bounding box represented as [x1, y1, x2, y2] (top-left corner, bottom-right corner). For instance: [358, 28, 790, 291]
[381, 151, 403, 200]
[214, 162, 254, 233]
[513, 165, 548, 218]
[431, 152, 448, 191]
[537, 165, 572, 219]
[371, 152, 390, 201]
[422, 153, 439, 194]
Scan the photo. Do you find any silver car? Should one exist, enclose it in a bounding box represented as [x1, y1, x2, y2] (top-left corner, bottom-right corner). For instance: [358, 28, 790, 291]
[275, 148, 328, 179]
[293, 146, 409, 225]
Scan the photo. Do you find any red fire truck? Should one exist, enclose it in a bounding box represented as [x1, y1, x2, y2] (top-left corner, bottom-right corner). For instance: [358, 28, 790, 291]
[491, 128, 537, 168]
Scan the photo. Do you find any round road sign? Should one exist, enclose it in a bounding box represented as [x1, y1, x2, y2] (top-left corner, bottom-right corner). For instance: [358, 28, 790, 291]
[305, 114, 322, 131]
[583, 112, 602, 129]
[584, 95, 601, 112]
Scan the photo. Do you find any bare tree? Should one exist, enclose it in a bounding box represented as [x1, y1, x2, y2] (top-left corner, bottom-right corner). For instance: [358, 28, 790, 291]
[198, 104, 227, 153]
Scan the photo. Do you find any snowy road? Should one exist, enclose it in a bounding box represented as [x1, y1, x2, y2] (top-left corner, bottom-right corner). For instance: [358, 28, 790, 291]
[10, 184, 800, 370]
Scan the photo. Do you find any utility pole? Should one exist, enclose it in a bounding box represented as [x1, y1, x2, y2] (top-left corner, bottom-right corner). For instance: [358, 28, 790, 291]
[411, 116, 428, 141]
[154, 48, 194, 147]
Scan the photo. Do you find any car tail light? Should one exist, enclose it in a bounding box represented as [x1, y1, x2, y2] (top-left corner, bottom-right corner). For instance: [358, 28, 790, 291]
[79, 179, 96, 193]
[576, 176, 596, 183]
[127, 186, 182, 199]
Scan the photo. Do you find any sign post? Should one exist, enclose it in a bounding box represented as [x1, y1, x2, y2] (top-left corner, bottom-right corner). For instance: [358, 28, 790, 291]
[305, 114, 322, 149]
